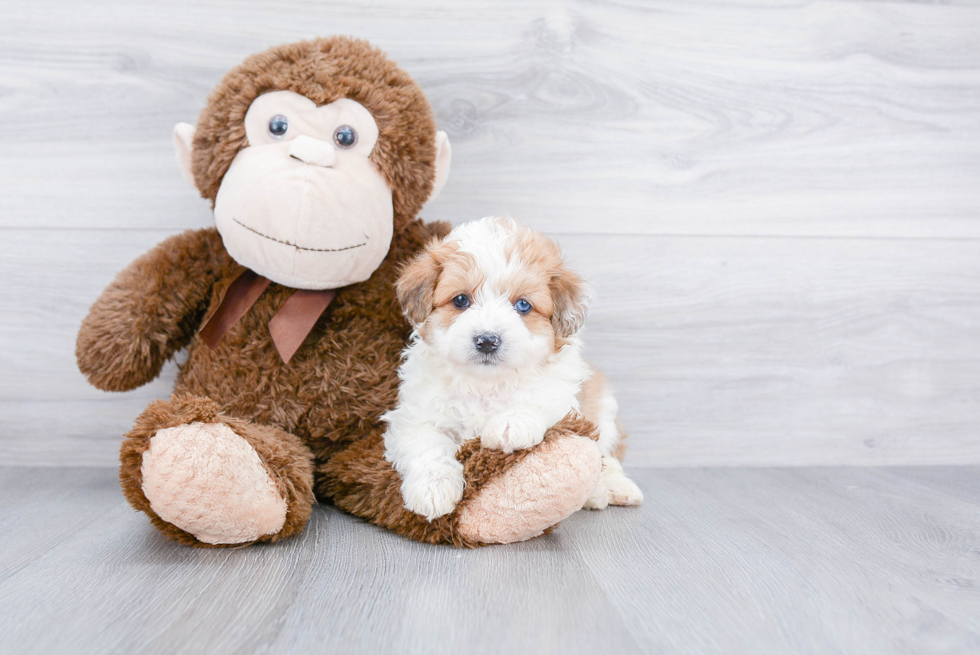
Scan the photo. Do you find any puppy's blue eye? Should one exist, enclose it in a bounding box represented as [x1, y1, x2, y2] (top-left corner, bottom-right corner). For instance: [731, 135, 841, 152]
[452, 294, 470, 309]
[514, 299, 532, 314]
[268, 115, 288, 138]
[334, 125, 357, 148]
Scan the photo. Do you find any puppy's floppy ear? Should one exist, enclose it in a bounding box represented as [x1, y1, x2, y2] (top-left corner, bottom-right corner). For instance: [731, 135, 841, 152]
[551, 267, 593, 338]
[396, 240, 444, 326]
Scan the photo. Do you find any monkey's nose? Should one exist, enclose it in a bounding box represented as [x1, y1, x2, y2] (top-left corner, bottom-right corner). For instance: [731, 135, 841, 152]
[474, 333, 501, 354]
[288, 135, 336, 167]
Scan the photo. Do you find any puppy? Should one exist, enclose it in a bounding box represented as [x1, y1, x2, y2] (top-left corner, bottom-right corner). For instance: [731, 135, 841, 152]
[383, 216, 643, 520]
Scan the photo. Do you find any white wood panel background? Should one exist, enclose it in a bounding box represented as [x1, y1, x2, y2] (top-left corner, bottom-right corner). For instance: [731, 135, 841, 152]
[1, 0, 978, 466]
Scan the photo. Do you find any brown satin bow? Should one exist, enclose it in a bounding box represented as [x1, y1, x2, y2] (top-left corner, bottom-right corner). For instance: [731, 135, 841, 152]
[199, 269, 336, 364]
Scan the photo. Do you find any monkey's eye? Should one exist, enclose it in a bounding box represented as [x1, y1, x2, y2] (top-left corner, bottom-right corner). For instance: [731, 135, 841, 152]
[452, 294, 470, 309]
[333, 125, 357, 149]
[268, 115, 289, 139]
[514, 299, 532, 314]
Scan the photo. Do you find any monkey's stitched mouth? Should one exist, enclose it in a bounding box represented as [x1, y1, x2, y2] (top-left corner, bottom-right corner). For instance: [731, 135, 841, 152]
[232, 218, 367, 252]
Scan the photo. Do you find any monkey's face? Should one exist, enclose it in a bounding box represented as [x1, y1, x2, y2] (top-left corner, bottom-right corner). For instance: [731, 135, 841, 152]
[175, 38, 453, 290]
[212, 91, 394, 290]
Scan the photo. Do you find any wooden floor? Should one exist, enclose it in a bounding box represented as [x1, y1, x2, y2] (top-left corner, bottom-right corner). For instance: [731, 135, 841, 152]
[2, 466, 978, 655]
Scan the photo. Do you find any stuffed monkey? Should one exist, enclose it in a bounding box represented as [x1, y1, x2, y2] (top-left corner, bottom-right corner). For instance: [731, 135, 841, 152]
[76, 37, 602, 547]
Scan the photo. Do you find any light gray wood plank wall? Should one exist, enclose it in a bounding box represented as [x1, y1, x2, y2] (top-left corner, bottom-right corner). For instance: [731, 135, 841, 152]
[1, 0, 978, 465]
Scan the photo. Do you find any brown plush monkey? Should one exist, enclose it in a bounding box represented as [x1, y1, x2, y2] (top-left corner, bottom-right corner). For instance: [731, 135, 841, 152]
[76, 37, 603, 547]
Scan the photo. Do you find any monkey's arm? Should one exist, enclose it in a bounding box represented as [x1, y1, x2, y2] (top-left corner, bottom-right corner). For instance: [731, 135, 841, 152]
[76, 228, 227, 392]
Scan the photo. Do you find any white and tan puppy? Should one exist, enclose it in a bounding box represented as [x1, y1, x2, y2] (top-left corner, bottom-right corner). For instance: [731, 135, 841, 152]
[384, 216, 643, 520]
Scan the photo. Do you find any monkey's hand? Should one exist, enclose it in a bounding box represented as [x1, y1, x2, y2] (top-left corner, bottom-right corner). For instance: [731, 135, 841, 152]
[76, 228, 226, 392]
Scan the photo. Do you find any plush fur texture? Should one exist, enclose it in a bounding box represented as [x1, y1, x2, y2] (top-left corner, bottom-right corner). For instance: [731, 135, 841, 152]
[118, 393, 315, 547]
[191, 37, 438, 229]
[323, 413, 601, 547]
[141, 422, 288, 544]
[77, 229, 226, 393]
[78, 37, 608, 548]
[457, 432, 602, 544]
[100, 219, 445, 546]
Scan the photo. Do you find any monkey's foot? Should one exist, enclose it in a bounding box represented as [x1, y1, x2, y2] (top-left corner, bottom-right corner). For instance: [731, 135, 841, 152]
[457, 432, 601, 544]
[321, 413, 602, 547]
[121, 394, 315, 547]
[140, 422, 287, 545]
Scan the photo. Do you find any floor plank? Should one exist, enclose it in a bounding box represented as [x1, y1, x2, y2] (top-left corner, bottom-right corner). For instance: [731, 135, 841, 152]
[571, 467, 980, 654]
[1, 466, 978, 655]
[0, 468, 120, 584]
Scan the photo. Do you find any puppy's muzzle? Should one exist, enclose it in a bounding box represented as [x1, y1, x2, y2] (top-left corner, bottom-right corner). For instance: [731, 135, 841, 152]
[474, 333, 501, 355]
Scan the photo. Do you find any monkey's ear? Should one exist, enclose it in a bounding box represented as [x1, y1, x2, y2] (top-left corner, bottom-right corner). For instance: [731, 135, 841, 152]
[173, 122, 197, 189]
[396, 246, 442, 326]
[427, 130, 452, 203]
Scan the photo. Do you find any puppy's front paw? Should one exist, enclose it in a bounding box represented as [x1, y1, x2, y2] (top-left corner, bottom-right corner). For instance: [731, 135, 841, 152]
[400, 457, 465, 521]
[584, 459, 643, 510]
[607, 474, 644, 506]
[481, 412, 547, 454]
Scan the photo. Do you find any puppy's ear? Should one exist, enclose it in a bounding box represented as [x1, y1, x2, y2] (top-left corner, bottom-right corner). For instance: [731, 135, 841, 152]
[551, 267, 593, 338]
[396, 241, 443, 326]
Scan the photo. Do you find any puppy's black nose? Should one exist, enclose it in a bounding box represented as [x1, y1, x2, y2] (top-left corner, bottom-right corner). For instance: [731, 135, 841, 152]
[474, 333, 501, 354]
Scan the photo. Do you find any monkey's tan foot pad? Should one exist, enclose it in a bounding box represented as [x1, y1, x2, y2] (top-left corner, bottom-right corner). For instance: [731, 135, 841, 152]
[457, 435, 601, 544]
[140, 422, 287, 545]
